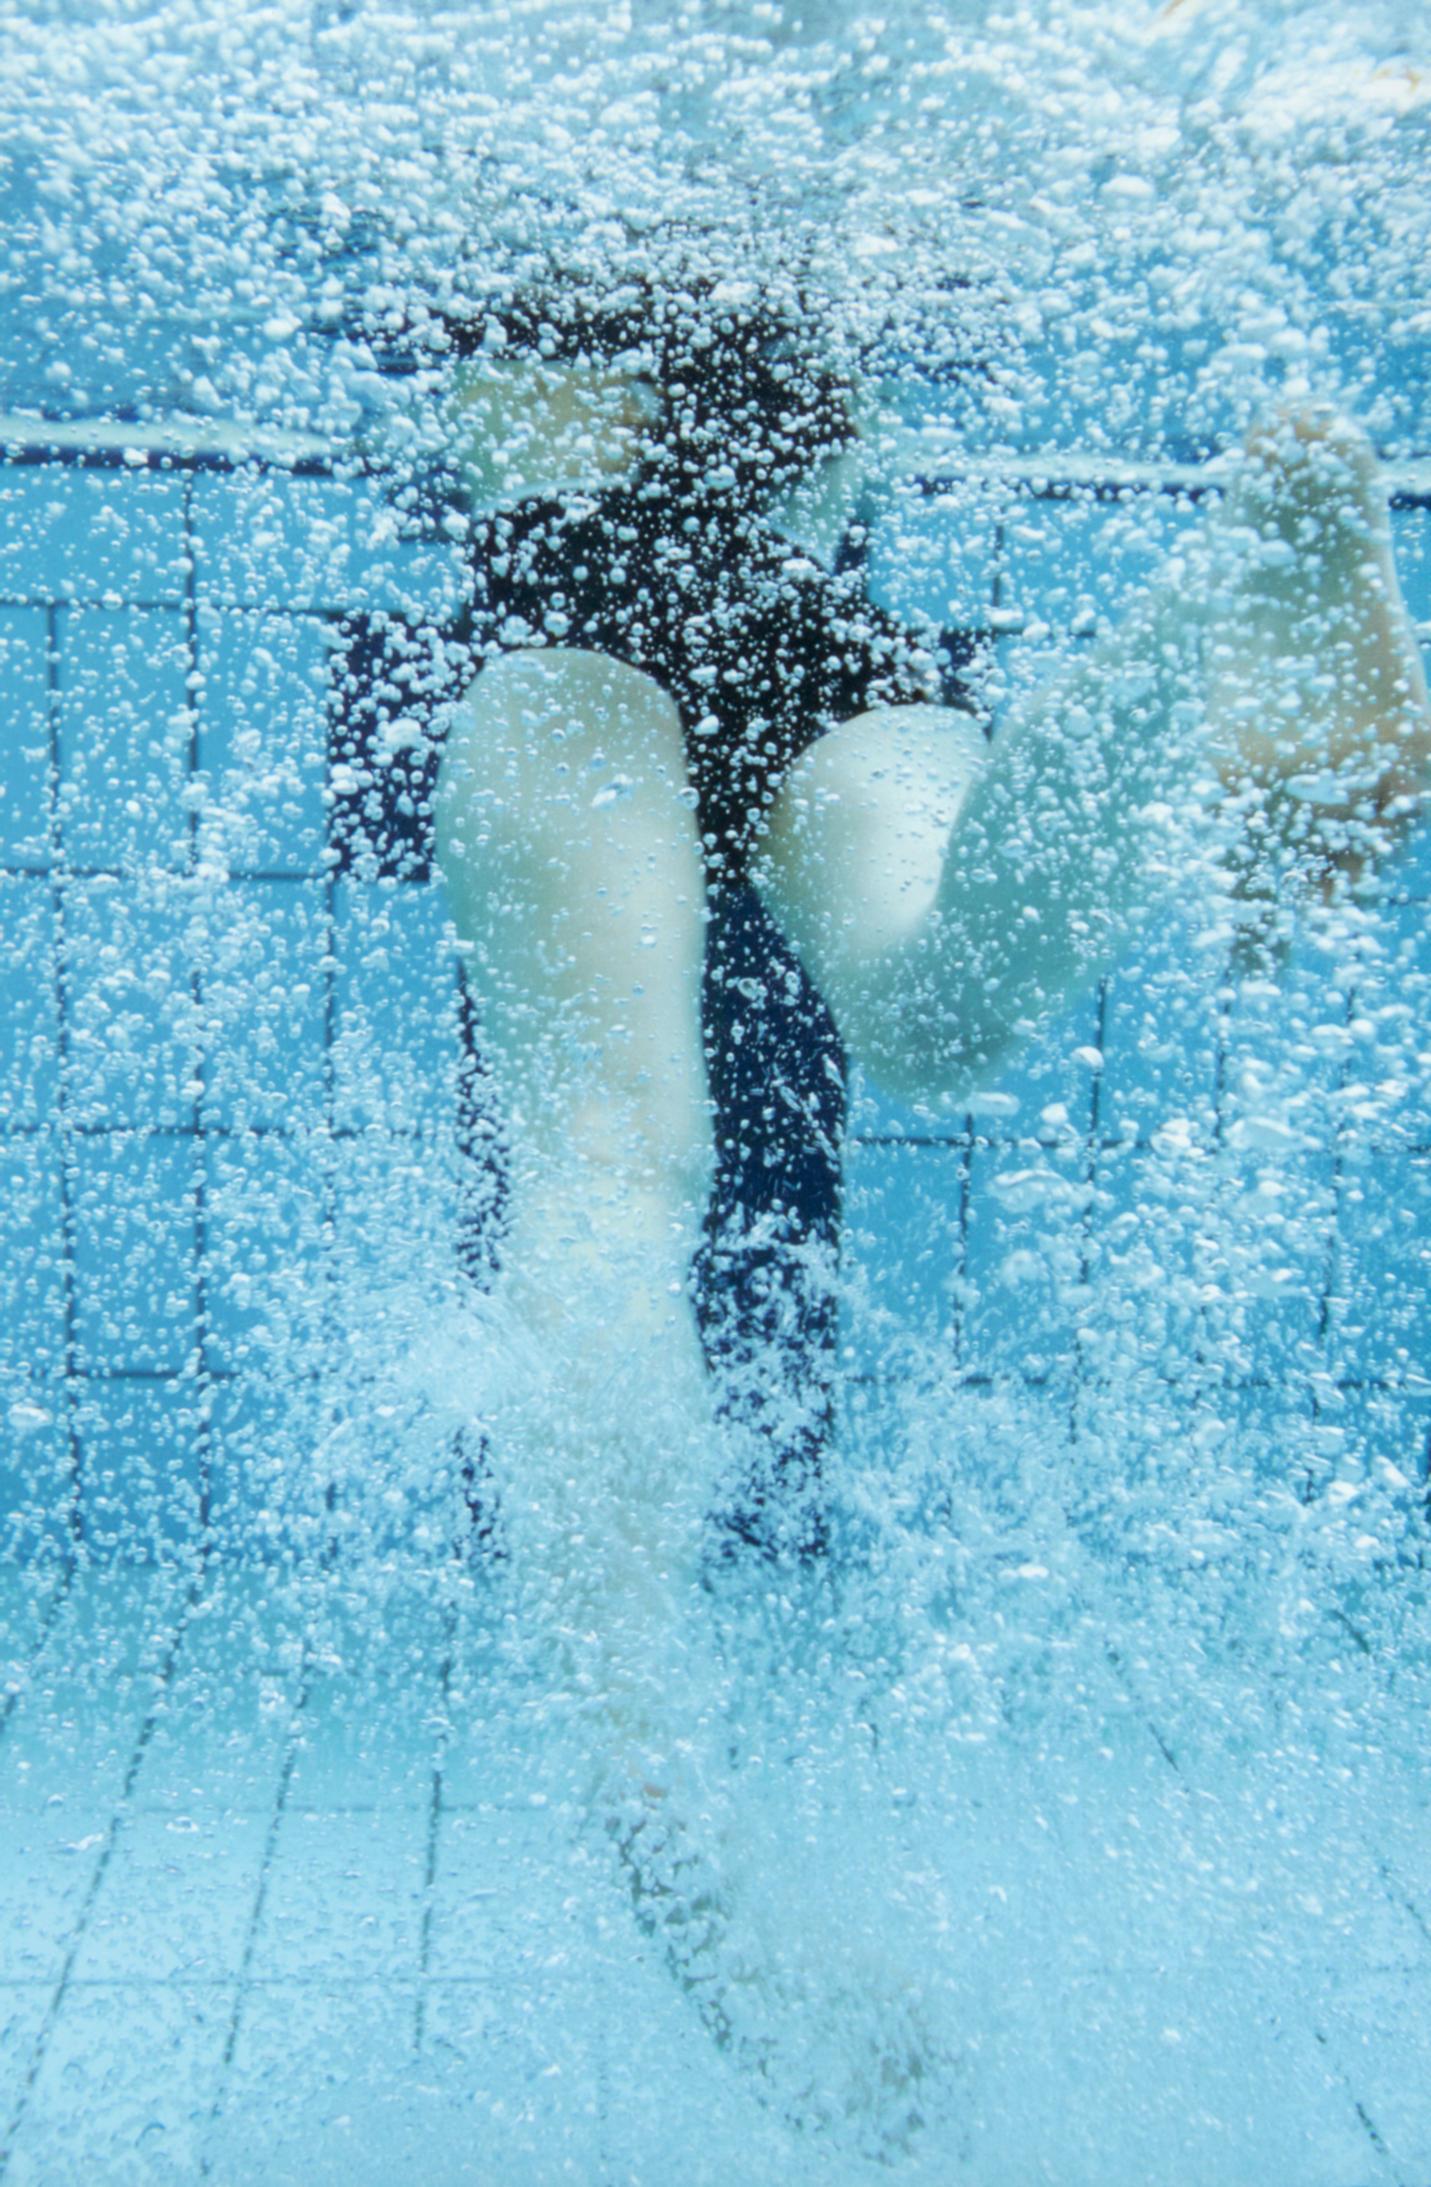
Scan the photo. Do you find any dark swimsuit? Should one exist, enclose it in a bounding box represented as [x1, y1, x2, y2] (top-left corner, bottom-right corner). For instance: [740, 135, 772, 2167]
[329, 473, 981, 1556]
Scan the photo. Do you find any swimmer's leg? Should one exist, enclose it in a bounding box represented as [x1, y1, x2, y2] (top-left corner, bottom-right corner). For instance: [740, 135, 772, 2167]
[435, 649, 926, 2118]
[754, 410, 1431, 1106]
[435, 645, 715, 1619]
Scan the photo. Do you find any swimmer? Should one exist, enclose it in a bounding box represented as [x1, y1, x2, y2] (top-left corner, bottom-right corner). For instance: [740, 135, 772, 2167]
[420, 285, 1429, 1502]
[332, 277, 1431, 2142]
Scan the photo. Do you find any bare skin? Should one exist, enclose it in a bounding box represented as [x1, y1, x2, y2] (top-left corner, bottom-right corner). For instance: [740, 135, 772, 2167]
[756, 407, 1431, 1098]
[431, 395, 1431, 2140]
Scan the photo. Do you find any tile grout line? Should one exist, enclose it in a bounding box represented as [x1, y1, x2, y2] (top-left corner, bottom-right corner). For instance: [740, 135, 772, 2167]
[40, 599, 86, 1567]
[183, 470, 217, 1551]
[413, 1615, 456, 2057]
[1310, 2027, 1403, 2187]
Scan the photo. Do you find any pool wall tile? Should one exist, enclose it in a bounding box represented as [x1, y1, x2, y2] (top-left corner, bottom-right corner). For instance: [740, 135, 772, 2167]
[196, 877, 329, 1130]
[866, 477, 1001, 627]
[191, 471, 466, 618]
[69, 1132, 195, 1376]
[999, 490, 1196, 632]
[1330, 1152, 1431, 1388]
[196, 607, 333, 875]
[0, 878, 59, 1126]
[331, 881, 460, 1131]
[64, 881, 199, 1128]
[56, 606, 191, 870]
[206, 1370, 330, 1555]
[961, 1138, 1089, 1388]
[842, 1139, 969, 1380]
[72, 1378, 206, 1557]
[203, 1137, 328, 1379]
[0, 1407, 73, 1564]
[0, 469, 190, 604]
[0, 1143, 67, 1379]
[0, 604, 51, 868]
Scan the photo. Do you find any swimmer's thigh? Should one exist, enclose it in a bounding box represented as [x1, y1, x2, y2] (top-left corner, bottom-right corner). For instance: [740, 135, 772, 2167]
[434, 646, 710, 1189]
[752, 702, 989, 1090]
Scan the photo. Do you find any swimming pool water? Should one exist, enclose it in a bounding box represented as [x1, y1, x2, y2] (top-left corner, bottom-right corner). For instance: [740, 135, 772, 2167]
[5, 1, 1431, 2175]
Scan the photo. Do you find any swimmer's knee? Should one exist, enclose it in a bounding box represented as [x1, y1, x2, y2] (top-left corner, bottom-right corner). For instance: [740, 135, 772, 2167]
[754, 701, 987, 964]
[434, 645, 697, 890]
[444, 647, 685, 788]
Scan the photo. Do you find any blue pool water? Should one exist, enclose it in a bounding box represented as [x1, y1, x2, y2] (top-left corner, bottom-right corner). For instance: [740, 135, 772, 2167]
[3, 2, 1431, 2179]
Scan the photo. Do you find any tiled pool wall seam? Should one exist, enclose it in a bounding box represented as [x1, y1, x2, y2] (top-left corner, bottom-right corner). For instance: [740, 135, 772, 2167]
[2, 445, 1430, 1564]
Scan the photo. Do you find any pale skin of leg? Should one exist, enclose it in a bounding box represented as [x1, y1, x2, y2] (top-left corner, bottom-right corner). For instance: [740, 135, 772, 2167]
[434, 647, 717, 1759]
[431, 404, 1430, 2124]
[756, 409, 1431, 1103]
[434, 645, 799, 2089]
[434, 406, 1429, 1668]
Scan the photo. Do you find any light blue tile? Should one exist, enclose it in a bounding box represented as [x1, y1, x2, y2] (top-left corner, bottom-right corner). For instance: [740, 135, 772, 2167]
[203, 1136, 328, 1378]
[1315, 914, 1431, 1153]
[0, 1140, 66, 1377]
[0, 468, 188, 603]
[1000, 490, 1193, 634]
[70, 1132, 194, 1375]
[1330, 1153, 1431, 1389]
[199, 879, 328, 1130]
[1217, 964, 1350, 1164]
[64, 880, 198, 1127]
[962, 1139, 1088, 1386]
[197, 608, 331, 874]
[332, 881, 459, 1131]
[846, 1068, 964, 1144]
[842, 1139, 968, 1378]
[72, 1378, 205, 1559]
[330, 1125, 455, 1295]
[1086, 1136, 1352, 1463]
[1391, 503, 1430, 628]
[866, 477, 1001, 628]
[0, 605, 50, 867]
[192, 471, 466, 617]
[56, 606, 191, 869]
[0, 879, 58, 1125]
[1088, 1138, 1218, 1384]
[1101, 919, 1224, 1144]
[1200, 1145, 1339, 1387]
[977, 990, 1104, 1145]
[0, 1404, 73, 1564]
[207, 1370, 329, 1558]
[985, 629, 1085, 727]
[997, 494, 1103, 630]
[1317, 1383, 1431, 1497]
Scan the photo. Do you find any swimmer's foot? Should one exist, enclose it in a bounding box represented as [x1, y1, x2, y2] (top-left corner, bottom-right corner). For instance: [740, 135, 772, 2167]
[608, 1790, 748, 2061]
[1206, 406, 1431, 899]
[607, 1778, 948, 2160]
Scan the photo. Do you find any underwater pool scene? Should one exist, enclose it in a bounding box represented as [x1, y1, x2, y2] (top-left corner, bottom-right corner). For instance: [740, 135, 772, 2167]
[3, 2, 1431, 2180]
